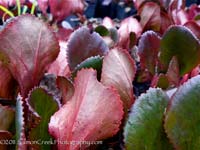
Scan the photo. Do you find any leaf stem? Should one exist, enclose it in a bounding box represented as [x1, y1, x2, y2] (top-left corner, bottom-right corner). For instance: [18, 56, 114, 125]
[0, 5, 14, 17]
[22, 5, 28, 14]
[31, 1, 36, 15]
[16, 0, 21, 16]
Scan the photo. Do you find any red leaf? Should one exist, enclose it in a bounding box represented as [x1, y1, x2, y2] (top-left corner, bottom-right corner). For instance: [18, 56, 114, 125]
[49, 0, 84, 21]
[56, 76, 74, 105]
[0, 131, 12, 150]
[160, 11, 173, 34]
[49, 69, 123, 150]
[138, 31, 161, 75]
[118, 17, 142, 49]
[138, 2, 161, 31]
[56, 28, 73, 41]
[0, 15, 60, 97]
[184, 21, 200, 39]
[101, 48, 136, 111]
[48, 41, 70, 77]
[0, 62, 17, 99]
[67, 27, 109, 70]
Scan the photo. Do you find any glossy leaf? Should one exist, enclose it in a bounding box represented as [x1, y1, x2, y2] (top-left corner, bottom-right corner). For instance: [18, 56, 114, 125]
[124, 88, 172, 150]
[165, 75, 200, 150]
[67, 27, 109, 70]
[138, 31, 161, 75]
[0, 15, 60, 97]
[72, 56, 103, 80]
[28, 88, 59, 150]
[159, 25, 200, 76]
[101, 48, 136, 111]
[56, 76, 74, 104]
[49, 69, 123, 150]
[16, 95, 26, 150]
[0, 104, 14, 130]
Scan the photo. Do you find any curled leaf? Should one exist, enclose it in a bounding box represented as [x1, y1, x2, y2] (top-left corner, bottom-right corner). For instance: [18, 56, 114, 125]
[0, 15, 60, 97]
[159, 25, 200, 76]
[67, 27, 109, 70]
[165, 75, 200, 150]
[49, 69, 123, 150]
[101, 48, 136, 111]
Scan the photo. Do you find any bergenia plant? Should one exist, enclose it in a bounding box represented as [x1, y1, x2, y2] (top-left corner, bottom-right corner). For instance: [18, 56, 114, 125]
[0, 0, 199, 150]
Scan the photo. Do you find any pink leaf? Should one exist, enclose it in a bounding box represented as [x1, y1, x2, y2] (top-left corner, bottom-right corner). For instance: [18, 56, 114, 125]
[67, 27, 109, 70]
[49, 0, 84, 21]
[0, 15, 60, 97]
[160, 11, 174, 34]
[118, 17, 142, 49]
[56, 28, 73, 42]
[101, 48, 136, 111]
[138, 31, 161, 75]
[49, 69, 123, 150]
[138, 2, 161, 31]
[48, 41, 70, 77]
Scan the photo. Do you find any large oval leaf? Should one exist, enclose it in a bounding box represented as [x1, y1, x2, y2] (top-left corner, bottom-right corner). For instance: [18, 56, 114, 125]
[124, 88, 172, 150]
[101, 48, 136, 111]
[0, 15, 60, 97]
[49, 69, 123, 150]
[165, 75, 200, 150]
[138, 31, 161, 75]
[67, 27, 109, 70]
[159, 25, 200, 76]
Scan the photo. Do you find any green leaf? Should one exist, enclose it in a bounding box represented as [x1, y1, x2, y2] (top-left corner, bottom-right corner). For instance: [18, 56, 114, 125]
[0, 104, 14, 130]
[159, 25, 200, 76]
[124, 88, 172, 150]
[95, 25, 109, 36]
[28, 87, 59, 150]
[165, 75, 200, 150]
[72, 56, 103, 80]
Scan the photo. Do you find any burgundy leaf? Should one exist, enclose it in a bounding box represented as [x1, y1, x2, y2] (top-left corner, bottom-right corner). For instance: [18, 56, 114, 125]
[0, 15, 60, 97]
[184, 21, 200, 39]
[187, 4, 200, 20]
[0, 61, 17, 99]
[67, 27, 109, 70]
[138, 2, 161, 31]
[49, 0, 84, 21]
[118, 17, 142, 49]
[56, 28, 73, 42]
[101, 48, 136, 111]
[48, 41, 71, 77]
[49, 69, 123, 150]
[138, 31, 161, 75]
[160, 11, 174, 34]
[56, 76, 74, 105]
